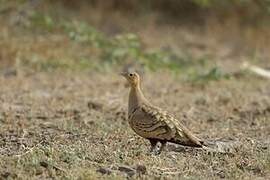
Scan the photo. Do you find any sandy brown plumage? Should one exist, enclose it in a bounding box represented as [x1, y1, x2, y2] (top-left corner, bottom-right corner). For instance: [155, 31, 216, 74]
[121, 71, 204, 154]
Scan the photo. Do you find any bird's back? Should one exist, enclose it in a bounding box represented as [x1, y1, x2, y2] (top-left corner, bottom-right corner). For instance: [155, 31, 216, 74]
[129, 103, 203, 147]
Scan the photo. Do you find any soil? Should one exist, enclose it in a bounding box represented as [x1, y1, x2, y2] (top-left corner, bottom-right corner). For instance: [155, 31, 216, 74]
[0, 72, 269, 179]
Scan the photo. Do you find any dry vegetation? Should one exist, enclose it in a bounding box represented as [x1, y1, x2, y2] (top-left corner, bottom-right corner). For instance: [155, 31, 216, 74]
[0, 1, 270, 179]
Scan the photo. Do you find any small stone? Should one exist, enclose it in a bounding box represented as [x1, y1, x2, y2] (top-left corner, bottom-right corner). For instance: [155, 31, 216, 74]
[2, 68, 17, 78]
[1, 172, 11, 178]
[39, 161, 49, 168]
[87, 101, 103, 111]
[118, 165, 136, 177]
[136, 164, 147, 174]
[96, 167, 112, 175]
[216, 170, 225, 179]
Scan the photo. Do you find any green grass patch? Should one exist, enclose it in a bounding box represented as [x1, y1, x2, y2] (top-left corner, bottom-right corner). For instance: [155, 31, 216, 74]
[31, 15, 202, 71]
[11, 11, 230, 82]
[188, 66, 231, 83]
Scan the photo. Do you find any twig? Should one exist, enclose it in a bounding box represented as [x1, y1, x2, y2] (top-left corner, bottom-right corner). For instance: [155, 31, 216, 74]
[14, 140, 44, 158]
[162, 171, 182, 175]
[242, 62, 270, 79]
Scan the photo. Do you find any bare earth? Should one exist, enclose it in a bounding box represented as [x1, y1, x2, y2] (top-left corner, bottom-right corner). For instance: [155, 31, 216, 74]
[0, 1, 270, 179]
[0, 72, 269, 179]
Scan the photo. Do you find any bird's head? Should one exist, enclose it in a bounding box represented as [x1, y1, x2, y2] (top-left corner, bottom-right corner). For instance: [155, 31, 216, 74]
[120, 71, 140, 87]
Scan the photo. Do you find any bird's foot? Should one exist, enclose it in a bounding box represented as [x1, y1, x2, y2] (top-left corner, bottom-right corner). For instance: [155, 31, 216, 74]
[148, 140, 166, 155]
[153, 149, 162, 155]
[149, 147, 162, 155]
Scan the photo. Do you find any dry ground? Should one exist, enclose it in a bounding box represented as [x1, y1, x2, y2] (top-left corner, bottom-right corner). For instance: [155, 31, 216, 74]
[0, 1, 270, 179]
[0, 72, 270, 179]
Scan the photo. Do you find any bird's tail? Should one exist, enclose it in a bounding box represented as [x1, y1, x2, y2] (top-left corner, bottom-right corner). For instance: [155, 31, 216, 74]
[201, 138, 239, 154]
[168, 139, 203, 148]
[167, 138, 238, 154]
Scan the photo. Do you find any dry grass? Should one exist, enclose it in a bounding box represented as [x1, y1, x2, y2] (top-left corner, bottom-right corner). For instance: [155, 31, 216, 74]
[0, 1, 270, 179]
[0, 72, 270, 179]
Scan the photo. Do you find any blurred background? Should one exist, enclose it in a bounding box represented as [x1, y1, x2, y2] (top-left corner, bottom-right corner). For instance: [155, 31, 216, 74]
[0, 0, 270, 78]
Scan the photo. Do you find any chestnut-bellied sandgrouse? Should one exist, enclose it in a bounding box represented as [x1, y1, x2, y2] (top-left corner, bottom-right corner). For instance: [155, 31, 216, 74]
[121, 71, 205, 154]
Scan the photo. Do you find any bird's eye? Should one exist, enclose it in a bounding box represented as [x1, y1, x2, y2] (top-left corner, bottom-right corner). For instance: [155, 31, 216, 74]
[129, 74, 133, 76]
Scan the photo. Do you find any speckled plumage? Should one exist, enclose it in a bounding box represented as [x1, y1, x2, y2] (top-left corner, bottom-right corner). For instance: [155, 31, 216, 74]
[121, 72, 203, 154]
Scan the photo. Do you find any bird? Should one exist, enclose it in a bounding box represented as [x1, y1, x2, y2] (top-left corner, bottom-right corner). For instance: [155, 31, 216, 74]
[120, 71, 204, 154]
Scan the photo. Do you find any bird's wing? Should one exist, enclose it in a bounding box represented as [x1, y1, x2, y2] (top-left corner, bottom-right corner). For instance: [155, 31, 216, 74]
[131, 104, 202, 146]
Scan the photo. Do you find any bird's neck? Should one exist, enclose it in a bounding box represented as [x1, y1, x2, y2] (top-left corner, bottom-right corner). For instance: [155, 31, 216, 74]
[128, 84, 149, 115]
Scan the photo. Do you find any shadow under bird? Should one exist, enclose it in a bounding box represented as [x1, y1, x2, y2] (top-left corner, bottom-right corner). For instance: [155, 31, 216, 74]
[120, 71, 206, 154]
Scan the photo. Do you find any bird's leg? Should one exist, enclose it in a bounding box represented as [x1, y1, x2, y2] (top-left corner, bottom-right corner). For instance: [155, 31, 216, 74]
[157, 140, 167, 154]
[148, 139, 158, 152]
